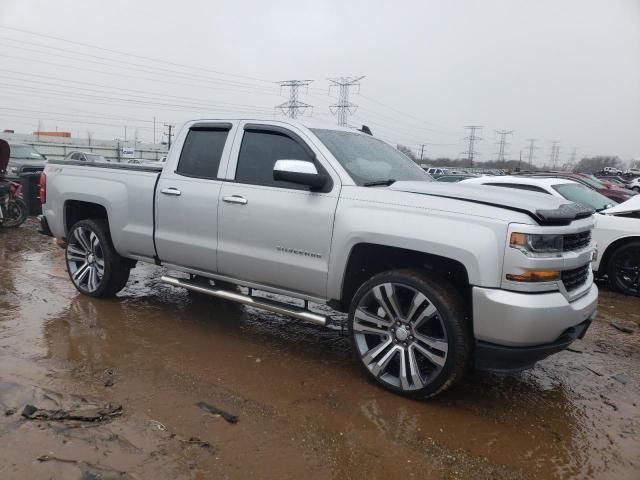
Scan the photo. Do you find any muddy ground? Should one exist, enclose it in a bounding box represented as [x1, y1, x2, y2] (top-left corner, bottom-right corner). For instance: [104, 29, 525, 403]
[0, 219, 638, 479]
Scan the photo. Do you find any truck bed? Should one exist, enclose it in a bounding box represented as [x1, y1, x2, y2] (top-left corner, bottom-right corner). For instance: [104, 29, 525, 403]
[45, 159, 162, 261]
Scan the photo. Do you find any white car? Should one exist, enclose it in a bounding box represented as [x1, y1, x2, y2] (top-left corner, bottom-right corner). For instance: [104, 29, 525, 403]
[462, 176, 640, 296]
[626, 177, 640, 192]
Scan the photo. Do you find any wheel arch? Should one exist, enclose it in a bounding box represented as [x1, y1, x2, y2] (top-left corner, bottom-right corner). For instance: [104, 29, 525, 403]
[599, 235, 640, 274]
[64, 200, 109, 238]
[335, 243, 471, 312]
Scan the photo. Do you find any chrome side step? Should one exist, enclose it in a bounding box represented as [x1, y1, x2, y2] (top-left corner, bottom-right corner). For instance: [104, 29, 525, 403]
[160, 276, 328, 326]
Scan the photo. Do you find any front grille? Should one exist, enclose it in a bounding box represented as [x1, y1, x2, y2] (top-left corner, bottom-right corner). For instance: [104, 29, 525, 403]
[562, 265, 590, 292]
[21, 166, 45, 174]
[563, 231, 591, 251]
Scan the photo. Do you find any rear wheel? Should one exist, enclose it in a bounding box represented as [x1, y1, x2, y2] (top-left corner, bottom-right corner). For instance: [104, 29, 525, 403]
[607, 241, 640, 296]
[632, 187, 640, 193]
[349, 269, 471, 398]
[65, 219, 130, 297]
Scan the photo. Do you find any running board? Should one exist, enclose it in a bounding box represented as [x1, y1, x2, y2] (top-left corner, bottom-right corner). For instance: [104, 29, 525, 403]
[160, 276, 328, 326]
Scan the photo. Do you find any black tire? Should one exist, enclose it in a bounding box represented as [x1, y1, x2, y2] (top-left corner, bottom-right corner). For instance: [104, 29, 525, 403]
[633, 187, 640, 193]
[607, 241, 640, 296]
[2, 198, 28, 228]
[348, 268, 471, 399]
[65, 219, 130, 297]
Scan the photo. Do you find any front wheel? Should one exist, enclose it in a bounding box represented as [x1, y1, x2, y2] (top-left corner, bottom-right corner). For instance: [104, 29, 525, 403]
[349, 269, 471, 399]
[607, 241, 640, 296]
[65, 219, 130, 297]
[1, 198, 28, 227]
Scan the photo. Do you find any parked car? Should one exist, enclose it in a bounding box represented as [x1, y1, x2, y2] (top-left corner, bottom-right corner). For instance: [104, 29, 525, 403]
[593, 174, 631, 188]
[40, 118, 597, 398]
[463, 175, 640, 296]
[435, 174, 480, 183]
[423, 167, 446, 177]
[3, 143, 47, 179]
[516, 171, 636, 203]
[626, 177, 640, 193]
[604, 166, 623, 175]
[625, 168, 640, 176]
[64, 151, 108, 163]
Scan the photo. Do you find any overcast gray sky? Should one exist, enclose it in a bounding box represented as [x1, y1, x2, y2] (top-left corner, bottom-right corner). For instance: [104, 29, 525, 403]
[0, 0, 638, 163]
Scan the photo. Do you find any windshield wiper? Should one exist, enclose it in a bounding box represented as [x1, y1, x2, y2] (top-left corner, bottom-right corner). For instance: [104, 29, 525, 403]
[363, 179, 396, 187]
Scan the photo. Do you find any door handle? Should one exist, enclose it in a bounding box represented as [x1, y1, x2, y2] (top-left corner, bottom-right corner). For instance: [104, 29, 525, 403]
[161, 187, 181, 196]
[223, 195, 248, 205]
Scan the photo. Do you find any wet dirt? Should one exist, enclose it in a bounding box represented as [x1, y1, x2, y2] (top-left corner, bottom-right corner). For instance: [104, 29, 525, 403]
[1, 219, 639, 479]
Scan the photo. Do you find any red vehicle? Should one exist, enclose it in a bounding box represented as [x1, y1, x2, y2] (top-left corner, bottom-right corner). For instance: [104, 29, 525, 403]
[516, 171, 636, 203]
[0, 139, 29, 228]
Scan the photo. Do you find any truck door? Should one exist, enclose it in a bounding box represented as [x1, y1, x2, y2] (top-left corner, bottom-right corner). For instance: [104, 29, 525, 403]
[217, 123, 340, 299]
[154, 122, 236, 272]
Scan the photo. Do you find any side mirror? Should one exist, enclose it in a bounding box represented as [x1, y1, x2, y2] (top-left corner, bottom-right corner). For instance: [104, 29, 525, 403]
[273, 159, 327, 190]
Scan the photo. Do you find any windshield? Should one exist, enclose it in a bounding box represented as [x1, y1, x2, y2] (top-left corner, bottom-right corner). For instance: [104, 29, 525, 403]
[86, 153, 106, 162]
[577, 175, 605, 189]
[10, 145, 44, 160]
[311, 129, 432, 185]
[553, 183, 617, 211]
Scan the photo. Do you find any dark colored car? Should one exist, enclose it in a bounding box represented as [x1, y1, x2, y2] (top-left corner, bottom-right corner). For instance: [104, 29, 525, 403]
[435, 174, 480, 183]
[4, 143, 47, 179]
[516, 171, 636, 203]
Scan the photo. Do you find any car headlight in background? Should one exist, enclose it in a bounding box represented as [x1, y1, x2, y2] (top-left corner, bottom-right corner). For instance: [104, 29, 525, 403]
[510, 232, 563, 257]
[6, 166, 19, 176]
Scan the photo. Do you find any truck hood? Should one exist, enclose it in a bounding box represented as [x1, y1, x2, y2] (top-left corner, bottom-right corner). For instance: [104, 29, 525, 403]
[388, 181, 594, 226]
[602, 194, 640, 215]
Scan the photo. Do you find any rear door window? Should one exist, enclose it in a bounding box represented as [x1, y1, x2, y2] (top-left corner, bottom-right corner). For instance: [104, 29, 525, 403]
[176, 128, 230, 179]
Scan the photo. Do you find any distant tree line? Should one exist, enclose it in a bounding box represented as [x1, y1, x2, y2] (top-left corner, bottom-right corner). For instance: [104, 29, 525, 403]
[574, 156, 622, 173]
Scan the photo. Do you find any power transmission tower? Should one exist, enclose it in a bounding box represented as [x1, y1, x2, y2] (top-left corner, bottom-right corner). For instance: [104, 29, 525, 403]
[462, 126, 483, 168]
[495, 130, 514, 167]
[418, 144, 427, 162]
[525, 138, 538, 169]
[164, 123, 175, 149]
[328, 76, 365, 126]
[568, 147, 578, 171]
[550, 141, 561, 169]
[276, 80, 313, 118]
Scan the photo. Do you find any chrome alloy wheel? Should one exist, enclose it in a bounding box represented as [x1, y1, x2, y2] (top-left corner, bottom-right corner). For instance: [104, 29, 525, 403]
[66, 226, 105, 293]
[353, 282, 449, 391]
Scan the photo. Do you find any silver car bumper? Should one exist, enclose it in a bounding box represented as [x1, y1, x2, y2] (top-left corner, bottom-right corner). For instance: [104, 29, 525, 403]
[472, 283, 598, 347]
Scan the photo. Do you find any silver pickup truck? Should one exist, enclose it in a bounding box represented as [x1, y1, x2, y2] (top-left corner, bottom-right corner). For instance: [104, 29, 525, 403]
[40, 118, 598, 398]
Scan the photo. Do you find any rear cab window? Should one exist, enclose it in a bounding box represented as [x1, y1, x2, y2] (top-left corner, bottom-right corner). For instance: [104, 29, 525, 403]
[176, 126, 231, 179]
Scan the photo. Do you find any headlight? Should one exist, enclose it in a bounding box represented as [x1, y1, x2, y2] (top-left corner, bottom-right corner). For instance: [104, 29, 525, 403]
[6, 166, 19, 176]
[510, 232, 563, 256]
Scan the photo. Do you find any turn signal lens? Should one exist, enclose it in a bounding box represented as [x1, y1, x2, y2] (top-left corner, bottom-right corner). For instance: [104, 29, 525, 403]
[506, 271, 561, 282]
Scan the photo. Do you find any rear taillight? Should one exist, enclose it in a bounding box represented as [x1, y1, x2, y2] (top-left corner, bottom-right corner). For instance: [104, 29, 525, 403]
[39, 172, 46, 204]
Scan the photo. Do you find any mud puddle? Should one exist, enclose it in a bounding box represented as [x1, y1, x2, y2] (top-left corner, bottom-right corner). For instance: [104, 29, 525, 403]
[1, 220, 639, 479]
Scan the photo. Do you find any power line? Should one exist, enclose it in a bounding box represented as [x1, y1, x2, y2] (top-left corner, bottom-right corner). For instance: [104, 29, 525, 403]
[276, 80, 313, 119]
[495, 130, 514, 166]
[0, 25, 276, 85]
[0, 70, 275, 113]
[462, 126, 483, 167]
[525, 138, 538, 169]
[328, 76, 364, 126]
[357, 93, 458, 134]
